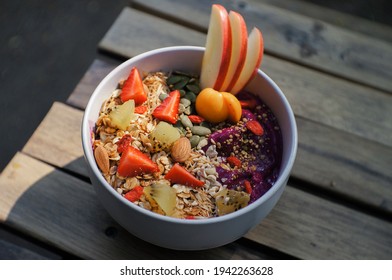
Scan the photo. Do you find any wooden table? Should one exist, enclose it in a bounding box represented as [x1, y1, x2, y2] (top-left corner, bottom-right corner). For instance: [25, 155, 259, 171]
[1, 0, 391, 260]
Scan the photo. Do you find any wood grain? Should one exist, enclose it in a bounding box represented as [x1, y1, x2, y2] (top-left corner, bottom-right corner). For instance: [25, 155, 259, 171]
[22, 102, 87, 176]
[256, 0, 392, 43]
[0, 153, 281, 260]
[67, 60, 117, 110]
[24, 73, 392, 213]
[97, 7, 392, 147]
[1, 152, 391, 259]
[131, 0, 392, 93]
[99, 8, 205, 59]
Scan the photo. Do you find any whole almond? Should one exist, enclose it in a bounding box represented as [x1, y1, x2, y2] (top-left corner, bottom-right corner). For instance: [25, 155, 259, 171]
[171, 137, 191, 163]
[94, 145, 110, 174]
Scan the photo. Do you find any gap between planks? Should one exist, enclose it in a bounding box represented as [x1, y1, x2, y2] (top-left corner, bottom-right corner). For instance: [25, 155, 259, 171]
[0, 152, 291, 260]
[1, 151, 391, 259]
[96, 7, 392, 148]
[128, 0, 392, 94]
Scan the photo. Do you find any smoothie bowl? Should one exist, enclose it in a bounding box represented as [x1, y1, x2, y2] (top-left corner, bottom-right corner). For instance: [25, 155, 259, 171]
[81, 5, 297, 250]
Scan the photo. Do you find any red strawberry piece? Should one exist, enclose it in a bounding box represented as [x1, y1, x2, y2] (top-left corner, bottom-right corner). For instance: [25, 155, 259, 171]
[117, 146, 159, 177]
[164, 163, 204, 188]
[152, 90, 180, 124]
[226, 156, 242, 168]
[244, 180, 252, 194]
[245, 120, 264, 136]
[124, 186, 144, 202]
[116, 134, 133, 154]
[239, 98, 258, 109]
[120, 67, 147, 106]
[134, 105, 148, 114]
[188, 115, 205, 124]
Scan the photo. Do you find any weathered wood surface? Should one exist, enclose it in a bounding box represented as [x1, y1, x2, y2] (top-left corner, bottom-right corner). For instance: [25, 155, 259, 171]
[67, 60, 116, 110]
[1, 151, 391, 259]
[0, 152, 285, 260]
[26, 62, 392, 215]
[257, 0, 392, 43]
[0, 227, 61, 260]
[97, 7, 392, 148]
[15, 103, 392, 258]
[130, 0, 392, 94]
[1, 1, 392, 260]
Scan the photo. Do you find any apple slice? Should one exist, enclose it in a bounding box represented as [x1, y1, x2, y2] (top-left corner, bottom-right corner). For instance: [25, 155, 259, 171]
[230, 27, 264, 95]
[219, 11, 248, 92]
[200, 4, 232, 90]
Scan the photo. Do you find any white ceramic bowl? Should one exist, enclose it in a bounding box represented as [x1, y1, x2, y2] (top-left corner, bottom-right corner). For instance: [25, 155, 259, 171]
[82, 46, 297, 250]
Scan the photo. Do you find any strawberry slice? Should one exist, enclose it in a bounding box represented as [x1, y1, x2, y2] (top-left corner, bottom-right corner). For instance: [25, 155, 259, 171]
[120, 67, 147, 106]
[134, 105, 148, 114]
[117, 146, 159, 177]
[246, 120, 264, 136]
[124, 186, 144, 202]
[164, 163, 204, 188]
[116, 134, 133, 154]
[227, 156, 242, 168]
[152, 90, 180, 124]
[239, 98, 258, 109]
[188, 115, 205, 124]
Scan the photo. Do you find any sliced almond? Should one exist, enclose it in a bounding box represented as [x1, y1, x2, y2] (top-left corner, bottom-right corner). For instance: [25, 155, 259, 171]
[94, 145, 110, 174]
[171, 137, 191, 163]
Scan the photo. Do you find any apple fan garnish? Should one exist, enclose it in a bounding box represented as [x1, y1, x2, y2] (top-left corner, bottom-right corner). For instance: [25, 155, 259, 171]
[200, 4, 264, 95]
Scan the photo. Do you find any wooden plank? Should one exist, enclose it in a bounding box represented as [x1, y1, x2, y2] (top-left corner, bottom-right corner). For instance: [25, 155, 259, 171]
[0, 227, 61, 260]
[25, 101, 392, 214]
[245, 186, 392, 259]
[22, 102, 87, 176]
[96, 8, 392, 147]
[257, 0, 392, 43]
[99, 8, 205, 59]
[0, 152, 281, 260]
[130, 0, 392, 94]
[67, 60, 117, 110]
[1, 152, 391, 259]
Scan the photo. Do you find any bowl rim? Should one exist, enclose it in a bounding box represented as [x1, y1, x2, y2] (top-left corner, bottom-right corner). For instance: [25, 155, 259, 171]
[82, 46, 298, 225]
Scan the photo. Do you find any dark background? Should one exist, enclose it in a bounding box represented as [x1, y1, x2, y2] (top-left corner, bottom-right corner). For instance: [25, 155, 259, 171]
[0, 0, 391, 172]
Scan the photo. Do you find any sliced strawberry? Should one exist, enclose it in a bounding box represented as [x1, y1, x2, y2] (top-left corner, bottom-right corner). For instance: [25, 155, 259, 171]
[120, 67, 147, 106]
[116, 134, 133, 154]
[239, 98, 258, 109]
[124, 186, 144, 202]
[244, 180, 252, 194]
[134, 105, 148, 114]
[152, 90, 180, 124]
[227, 156, 242, 168]
[164, 163, 204, 188]
[188, 115, 205, 124]
[246, 120, 264, 136]
[117, 146, 159, 177]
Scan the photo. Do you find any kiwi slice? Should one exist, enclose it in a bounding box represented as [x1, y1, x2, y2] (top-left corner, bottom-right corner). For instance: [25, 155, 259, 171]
[215, 189, 250, 216]
[149, 121, 180, 152]
[143, 180, 176, 216]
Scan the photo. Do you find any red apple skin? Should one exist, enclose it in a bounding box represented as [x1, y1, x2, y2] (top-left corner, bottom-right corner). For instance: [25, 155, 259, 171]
[200, 4, 232, 90]
[220, 11, 248, 92]
[230, 27, 264, 95]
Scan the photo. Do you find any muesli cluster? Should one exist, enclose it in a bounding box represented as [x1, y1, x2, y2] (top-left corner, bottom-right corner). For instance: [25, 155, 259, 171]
[93, 68, 282, 219]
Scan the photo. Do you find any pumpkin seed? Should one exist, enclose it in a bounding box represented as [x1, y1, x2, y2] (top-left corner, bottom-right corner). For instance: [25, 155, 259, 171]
[172, 78, 189, 90]
[185, 91, 196, 102]
[189, 135, 200, 148]
[166, 75, 183, 85]
[186, 84, 200, 94]
[191, 126, 211, 136]
[180, 114, 193, 128]
[179, 90, 186, 97]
